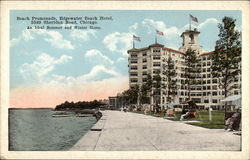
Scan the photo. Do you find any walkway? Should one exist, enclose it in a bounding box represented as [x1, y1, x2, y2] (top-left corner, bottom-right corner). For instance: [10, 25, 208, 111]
[71, 110, 241, 151]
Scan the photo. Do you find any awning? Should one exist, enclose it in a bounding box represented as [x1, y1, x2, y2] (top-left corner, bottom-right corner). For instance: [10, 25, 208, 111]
[221, 95, 241, 108]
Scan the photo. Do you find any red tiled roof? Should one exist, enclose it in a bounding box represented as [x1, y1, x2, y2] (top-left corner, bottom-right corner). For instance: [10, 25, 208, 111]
[163, 47, 184, 54]
[149, 43, 164, 47]
[200, 51, 214, 55]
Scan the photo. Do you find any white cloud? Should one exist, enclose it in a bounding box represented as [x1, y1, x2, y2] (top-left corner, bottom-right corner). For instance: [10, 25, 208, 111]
[70, 29, 96, 41]
[83, 65, 119, 80]
[20, 53, 72, 81]
[35, 30, 74, 49]
[52, 64, 119, 84]
[10, 38, 21, 46]
[22, 29, 34, 40]
[85, 49, 114, 64]
[103, 17, 220, 55]
[103, 32, 132, 56]
[129, 22, 138, 31]
[197, 18, 219, 30]
[10, 29, 74, 50]
[116, 57, 126, 62]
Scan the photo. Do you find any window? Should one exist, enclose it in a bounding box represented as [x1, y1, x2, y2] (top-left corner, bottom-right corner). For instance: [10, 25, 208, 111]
[203, 86, 206, 90]
[207, 62, 211, 66]
[212, 99, 218, 103]
[130, 72, 138, 76]
[203, 62, 206, 66]
[212, 79, 217, 83]
[179, 98, 183, 103]
[153, 69, 160, 74]
[207, 80, 211, 84]
[153, 56, 161, 60]
[153, 62, 161, 67]
[131, 60, 137, 64]
[202, 57, 206, 61]
[192, 98, 201, 103]
[143, 59, 147, 63]
[142, 71, 147, 76]
[202, 68, 206, 72]
[153, 49, 160, 52]
[207, 86, 211, 90]
[203, 92, 206, 96]
[212, 91, 217, 96]
[130, 78, 138, 83]
[212, 86, 217, 90]
[143, 52, 147, 56]
[203, 74, 206, 78]
[207, 68, 211, 72]
[143, 65, 147, 69]
[131, 66, 137, 70]
[131, 54, 137, 58]
[207, 74, 211, 78]
[204, 99, 209, 103]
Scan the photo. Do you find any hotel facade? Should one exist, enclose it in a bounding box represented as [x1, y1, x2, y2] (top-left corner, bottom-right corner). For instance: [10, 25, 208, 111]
[127, 29, 241, 110]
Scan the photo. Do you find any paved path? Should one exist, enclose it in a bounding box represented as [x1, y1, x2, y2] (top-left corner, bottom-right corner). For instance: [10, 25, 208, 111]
[71, 110, 241, 151]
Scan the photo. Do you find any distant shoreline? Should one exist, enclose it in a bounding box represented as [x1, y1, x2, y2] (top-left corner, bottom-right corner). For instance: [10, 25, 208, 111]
[9, 108, 53, 110]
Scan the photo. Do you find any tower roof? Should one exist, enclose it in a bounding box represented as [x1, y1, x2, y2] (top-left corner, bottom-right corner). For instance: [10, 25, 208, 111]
[180, 29, 200, 37]
[149, 43, 164, 48]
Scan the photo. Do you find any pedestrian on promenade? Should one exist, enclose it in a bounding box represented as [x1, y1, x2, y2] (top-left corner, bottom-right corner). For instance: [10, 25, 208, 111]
[225, 108, 241, 131]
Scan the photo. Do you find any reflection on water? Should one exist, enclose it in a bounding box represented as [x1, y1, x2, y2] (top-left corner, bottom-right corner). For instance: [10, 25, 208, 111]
[9, 109, 96, 151]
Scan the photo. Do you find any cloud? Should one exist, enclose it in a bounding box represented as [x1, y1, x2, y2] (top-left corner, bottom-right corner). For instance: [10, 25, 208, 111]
[19, 53, 72, 82]
[85, 49, 114, 64]
[82, 65, 119, 80]
[52, 64, 119, 84]
[10, 75, 128, 108]
[197, 18, 219, 30]
[103, 32, 133, 56]
[116, 57, 126, 62]
[70, 29, 96, 41]
[10, 38, 21, 46]
[10, 64, 124, 108]
[35, 29, 74, 49]
[10, 29, 74, 50]
[22, 29, 34, 40]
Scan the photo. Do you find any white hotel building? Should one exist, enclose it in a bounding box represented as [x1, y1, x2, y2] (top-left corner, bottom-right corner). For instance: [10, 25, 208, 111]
[127, 29, 241, 110]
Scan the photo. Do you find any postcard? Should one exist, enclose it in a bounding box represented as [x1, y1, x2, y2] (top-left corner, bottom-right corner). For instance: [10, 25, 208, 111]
[1, 1, 249, 159]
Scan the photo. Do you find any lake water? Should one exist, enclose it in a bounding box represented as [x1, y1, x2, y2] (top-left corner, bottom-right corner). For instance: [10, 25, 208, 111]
[9, 109, 96, 151]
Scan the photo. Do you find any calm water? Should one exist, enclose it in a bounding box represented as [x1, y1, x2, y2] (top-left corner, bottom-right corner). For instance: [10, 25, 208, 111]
[9, 109, 96, 151]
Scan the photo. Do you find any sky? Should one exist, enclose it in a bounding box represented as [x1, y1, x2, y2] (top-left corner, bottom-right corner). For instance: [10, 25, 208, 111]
[9, 10, 241, 108]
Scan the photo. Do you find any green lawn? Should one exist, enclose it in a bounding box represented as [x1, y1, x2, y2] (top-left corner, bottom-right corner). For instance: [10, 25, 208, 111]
[132, 110, 225, 129]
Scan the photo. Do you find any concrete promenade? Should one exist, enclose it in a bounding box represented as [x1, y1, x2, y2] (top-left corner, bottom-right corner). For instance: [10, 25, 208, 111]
[71, 110, 241, 151]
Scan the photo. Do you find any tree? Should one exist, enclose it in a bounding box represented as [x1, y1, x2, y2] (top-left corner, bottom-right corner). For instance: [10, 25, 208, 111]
[211, 16, 241, 114]
[162, 55, 178, 103]
[184, 48, 201, 99]
[122, 84, 140, 105]
[139, 74, 152, 104]
[153, 73, 162, 106]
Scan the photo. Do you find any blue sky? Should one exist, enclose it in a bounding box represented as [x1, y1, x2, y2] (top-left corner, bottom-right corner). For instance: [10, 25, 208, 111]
[9, 10, 241, 107]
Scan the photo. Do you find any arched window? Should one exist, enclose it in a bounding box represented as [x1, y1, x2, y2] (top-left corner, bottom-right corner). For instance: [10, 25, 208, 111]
[189, 34, 194, 44]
